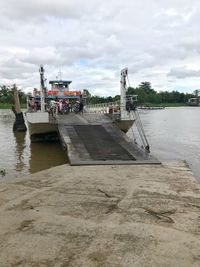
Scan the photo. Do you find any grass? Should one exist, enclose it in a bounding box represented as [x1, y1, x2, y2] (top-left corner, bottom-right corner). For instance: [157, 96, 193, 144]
[0, 103, 26, 109]
[0, 103, 13, 109]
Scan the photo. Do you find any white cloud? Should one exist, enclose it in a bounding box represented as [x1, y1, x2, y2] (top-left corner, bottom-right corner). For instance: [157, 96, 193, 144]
[168, 67, 200, 79]
[0, 0, 200, 95]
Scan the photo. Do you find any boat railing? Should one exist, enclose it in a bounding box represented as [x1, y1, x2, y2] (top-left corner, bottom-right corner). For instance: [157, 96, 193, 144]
[85, 101, 120, 113]
[84, 101, 121, 121]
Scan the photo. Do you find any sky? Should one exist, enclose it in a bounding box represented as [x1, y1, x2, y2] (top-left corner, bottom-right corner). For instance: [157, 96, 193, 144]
[0, 0, 200, 96]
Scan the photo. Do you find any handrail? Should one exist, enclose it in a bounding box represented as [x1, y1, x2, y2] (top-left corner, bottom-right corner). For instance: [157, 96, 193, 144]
[84, 101, 120, 114]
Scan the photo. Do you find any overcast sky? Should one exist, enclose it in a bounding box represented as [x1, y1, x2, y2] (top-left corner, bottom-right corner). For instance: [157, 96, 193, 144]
[0, 0, 200, 96]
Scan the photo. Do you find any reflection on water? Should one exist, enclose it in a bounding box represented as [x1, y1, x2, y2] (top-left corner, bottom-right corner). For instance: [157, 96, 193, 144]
[14, 131, 27, 173]
[0, 110, 67, 180]
[29, 142, 67, 173]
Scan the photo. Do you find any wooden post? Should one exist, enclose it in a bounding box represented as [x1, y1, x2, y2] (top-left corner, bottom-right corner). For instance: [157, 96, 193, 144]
[12, 84, 27, 132]
[14, 87, 21, 113]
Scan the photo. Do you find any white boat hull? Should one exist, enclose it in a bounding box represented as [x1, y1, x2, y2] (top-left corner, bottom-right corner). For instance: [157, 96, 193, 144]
[26, 112, 58, 141]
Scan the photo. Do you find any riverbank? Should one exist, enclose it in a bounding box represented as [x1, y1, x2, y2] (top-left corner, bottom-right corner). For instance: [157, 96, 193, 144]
[0, 103, 26, 109]
[139, 102, 187, 108]
[0, 161, 200, 266]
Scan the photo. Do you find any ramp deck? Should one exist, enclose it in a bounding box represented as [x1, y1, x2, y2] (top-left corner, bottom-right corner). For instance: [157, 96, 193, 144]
[57, 113, 160, 165]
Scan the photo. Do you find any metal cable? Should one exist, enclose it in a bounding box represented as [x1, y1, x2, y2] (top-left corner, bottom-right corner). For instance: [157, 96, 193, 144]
[127, 72, 150, 152]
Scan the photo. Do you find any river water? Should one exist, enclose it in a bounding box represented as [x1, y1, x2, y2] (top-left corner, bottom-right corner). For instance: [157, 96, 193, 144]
[128, 107, 200, 182]
[0, 110, 67, 180]
[0, 108, 200, 182]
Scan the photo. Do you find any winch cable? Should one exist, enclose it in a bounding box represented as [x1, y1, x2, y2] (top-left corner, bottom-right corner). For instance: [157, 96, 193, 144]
[128, 111, 137, 144]
[127, 73, 150, 153]
[134, 110, 150, 152]
[130, 110, 148, 151]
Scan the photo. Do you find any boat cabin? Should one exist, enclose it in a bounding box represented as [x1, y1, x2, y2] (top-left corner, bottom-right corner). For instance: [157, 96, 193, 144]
[27, 78, 83, 112]
[48, 80, 81, 99]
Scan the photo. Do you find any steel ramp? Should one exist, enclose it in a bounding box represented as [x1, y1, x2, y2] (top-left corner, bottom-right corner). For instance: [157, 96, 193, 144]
[58, 121, 160, 166]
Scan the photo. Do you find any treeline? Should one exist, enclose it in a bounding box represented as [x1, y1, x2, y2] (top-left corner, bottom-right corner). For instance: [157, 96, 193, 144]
[126, 82, 194, 105]
[86, 82, 195, 105]
[0, 85, 27, 105]
[0, 82, 196, 107]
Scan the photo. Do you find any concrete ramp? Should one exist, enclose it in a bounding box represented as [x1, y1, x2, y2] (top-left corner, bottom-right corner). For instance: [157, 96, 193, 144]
[58, 117, 160, 165]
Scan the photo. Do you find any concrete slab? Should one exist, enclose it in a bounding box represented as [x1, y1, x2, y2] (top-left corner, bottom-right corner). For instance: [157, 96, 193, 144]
[0, 161, 200, 266]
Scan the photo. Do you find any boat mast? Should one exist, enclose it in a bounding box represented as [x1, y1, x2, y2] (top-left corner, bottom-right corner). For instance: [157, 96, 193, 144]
[120, 68, 128, 120]
[39, 65, 45, 112]
[58, 69, 62, 81]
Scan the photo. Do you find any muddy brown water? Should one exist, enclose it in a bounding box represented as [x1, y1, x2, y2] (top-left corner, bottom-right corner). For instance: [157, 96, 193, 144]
[128, 106, 200, 182]
[0, 110, 67, 180]
[0, 107, 200, 182]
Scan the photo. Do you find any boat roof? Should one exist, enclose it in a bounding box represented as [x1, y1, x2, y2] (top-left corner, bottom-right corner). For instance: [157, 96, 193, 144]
[49, 80, 72, 85]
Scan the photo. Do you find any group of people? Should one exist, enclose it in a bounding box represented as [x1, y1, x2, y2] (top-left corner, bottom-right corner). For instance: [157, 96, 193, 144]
[49, 97, 84, 116]
[28, 95, 84, 115]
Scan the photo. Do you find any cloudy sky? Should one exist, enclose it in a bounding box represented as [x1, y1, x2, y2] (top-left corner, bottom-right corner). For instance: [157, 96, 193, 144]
[0, 0, 200, 96]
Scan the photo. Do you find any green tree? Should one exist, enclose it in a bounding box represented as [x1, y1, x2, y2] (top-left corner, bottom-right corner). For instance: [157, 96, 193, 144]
[82, 82, 195, 106]
[193, 89, 200, 97]
[0, 84, 26, 104]
[138, 82, 156, 94]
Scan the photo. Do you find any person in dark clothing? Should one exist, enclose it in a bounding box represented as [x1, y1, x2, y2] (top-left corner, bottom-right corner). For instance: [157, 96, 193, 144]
[79, 95, 84, 113]
[79, 101, 83, 113]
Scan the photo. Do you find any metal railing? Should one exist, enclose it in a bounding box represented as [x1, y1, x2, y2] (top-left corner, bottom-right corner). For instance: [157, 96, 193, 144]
[84, 101, 121, 121]
[84, 101, 120, 114]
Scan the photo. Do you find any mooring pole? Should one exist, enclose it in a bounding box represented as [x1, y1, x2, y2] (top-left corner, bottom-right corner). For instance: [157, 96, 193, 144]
[12, 84, 27, 132]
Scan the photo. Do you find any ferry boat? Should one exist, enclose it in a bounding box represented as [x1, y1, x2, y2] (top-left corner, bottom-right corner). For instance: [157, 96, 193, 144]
[26, 65, 83, 141]
[26, 66, 137, 141]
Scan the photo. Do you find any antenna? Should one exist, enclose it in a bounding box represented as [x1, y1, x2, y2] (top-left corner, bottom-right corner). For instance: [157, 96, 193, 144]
[58, 69, 62, 81]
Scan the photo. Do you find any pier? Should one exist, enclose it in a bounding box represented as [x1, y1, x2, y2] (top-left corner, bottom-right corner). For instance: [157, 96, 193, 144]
[57, 113, 159, 165]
